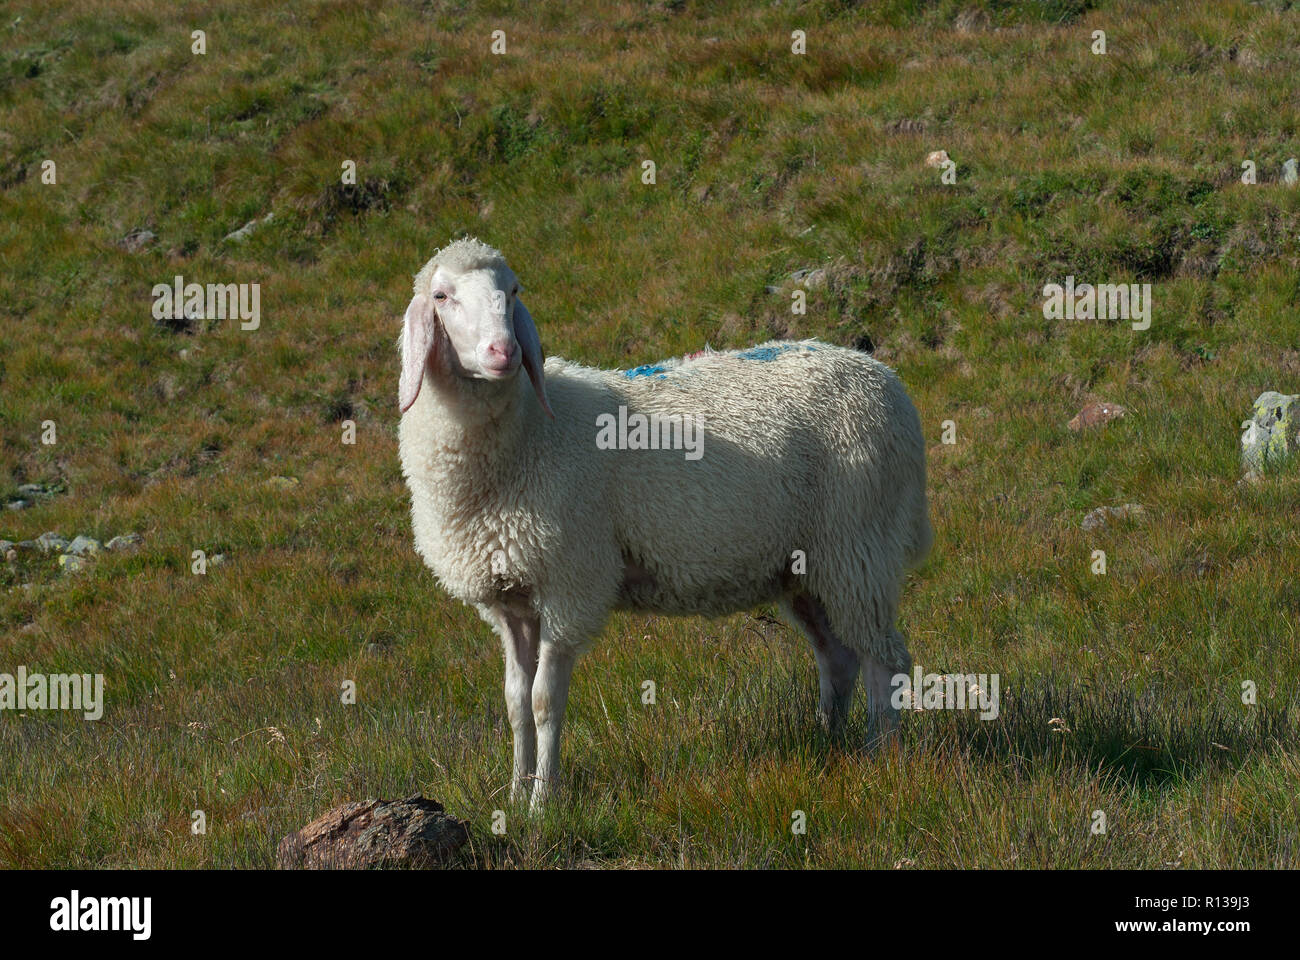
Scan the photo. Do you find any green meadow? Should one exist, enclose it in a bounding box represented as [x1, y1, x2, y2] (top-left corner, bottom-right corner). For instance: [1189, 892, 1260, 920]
[1, 0, 1297, 868]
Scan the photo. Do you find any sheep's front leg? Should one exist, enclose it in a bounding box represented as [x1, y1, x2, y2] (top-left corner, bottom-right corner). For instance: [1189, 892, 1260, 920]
[496, 607, 540, 804]
[529, 636, 577, 813]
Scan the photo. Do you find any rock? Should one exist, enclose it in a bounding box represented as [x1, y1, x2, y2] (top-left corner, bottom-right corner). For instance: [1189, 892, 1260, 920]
[0, 540, 12, 554]
[36, 532, 68, 553]
[276, 797, 469, 870]
[925, 149, 951, 168]
[4, 550, 15, 563]
[16, 541, 37, 551]
[117, 229, 156, 253]
[222, 212, 274, 244]
[58, 554, 86, 573]
[788, 267, 827, 288]
[267, 476, 300, 490]
[1081, 503, 1145, 532]
[954, 8, 991, 33]
[106, 533, 144, 552]
[12, 481, 62, 501]
[210, 553, 227, 567]
[6, 500, 30, 511]
[65, 535, 103, 557]
[1241, 390, 1300, 475]
[1068, 402, 1127, 432]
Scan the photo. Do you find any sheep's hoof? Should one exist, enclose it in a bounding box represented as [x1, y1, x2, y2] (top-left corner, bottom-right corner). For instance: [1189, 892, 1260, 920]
[527, 778, 558, 816]
[817, 710, 849, 740]
[864, 713, 903, 754]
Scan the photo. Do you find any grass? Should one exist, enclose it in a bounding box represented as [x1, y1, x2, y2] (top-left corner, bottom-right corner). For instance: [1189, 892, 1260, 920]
[1, 0, 1298, 868]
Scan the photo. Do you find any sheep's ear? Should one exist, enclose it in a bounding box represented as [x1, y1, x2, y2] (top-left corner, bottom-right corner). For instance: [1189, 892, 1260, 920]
[399, 293, 436, 413]
[514, 298, 554, 419]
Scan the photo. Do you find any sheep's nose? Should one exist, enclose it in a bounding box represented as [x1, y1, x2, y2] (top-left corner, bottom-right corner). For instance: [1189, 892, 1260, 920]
[482, 340, 519, 373]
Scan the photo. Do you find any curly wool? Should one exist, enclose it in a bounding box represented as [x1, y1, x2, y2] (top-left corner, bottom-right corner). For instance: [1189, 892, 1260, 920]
[398, 336, 931, 669]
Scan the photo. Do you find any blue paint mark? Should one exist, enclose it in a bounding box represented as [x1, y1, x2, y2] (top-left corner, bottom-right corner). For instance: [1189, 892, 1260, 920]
[625, 364, 668, 380]
[732, 343, 812, 362]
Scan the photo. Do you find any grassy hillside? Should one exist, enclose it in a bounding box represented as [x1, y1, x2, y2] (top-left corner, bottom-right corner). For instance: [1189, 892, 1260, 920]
[1, 0, 1298, 868]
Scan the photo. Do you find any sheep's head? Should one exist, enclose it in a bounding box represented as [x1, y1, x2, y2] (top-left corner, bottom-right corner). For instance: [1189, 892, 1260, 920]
[399, 237, 552, 417]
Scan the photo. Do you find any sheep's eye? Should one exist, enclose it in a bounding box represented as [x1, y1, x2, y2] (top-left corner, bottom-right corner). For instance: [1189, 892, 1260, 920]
[433, 292, 448, 301]
[511, 286, 519, 297]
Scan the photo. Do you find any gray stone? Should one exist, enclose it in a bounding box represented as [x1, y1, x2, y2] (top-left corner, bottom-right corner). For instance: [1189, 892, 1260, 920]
[6, 500, 29, 511]
[36, 532, 68, 553]
[58, 554, 86, 573]
[276, 796, 469, 869]
[787, 268, 828, 288]
[223, 212, 274, 244]
[11, 481, 63, 502]
[0, 540, 12, 554]
[1241, 390, 1300, 475]
[65, 535, 103, 557]
[210, 553, 227, 567]
[1081, 503, 1145, 532]
[117, 229, 156, 253]
[106, 533, 144, 552]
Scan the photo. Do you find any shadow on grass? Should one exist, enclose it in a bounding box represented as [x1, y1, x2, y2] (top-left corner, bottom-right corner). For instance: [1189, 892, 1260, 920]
[916, 676, 1298, 790]
[688, 665, 1296, 791]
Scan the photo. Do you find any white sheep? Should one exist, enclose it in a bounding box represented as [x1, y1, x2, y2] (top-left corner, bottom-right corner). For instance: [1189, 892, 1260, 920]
[398, 238, 932, 809]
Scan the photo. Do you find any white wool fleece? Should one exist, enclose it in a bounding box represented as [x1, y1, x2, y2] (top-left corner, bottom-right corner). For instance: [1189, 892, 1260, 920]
[397, 238, 932, 805]
[399, 337, 930, 666]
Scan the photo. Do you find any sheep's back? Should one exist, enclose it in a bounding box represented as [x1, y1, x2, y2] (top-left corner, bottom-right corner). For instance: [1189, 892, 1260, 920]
[548, 341, 929, 614]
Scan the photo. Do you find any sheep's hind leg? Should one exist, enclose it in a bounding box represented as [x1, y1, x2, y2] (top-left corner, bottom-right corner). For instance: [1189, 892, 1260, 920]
[529, 633, 578, 813]
[859, 627, 910, 750]
[786, 594, 860, 735]
[496, 604, 540, 804]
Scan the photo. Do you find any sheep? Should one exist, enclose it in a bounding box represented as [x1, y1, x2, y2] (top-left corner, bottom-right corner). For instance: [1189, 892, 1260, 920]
[397, 237, 932, 810]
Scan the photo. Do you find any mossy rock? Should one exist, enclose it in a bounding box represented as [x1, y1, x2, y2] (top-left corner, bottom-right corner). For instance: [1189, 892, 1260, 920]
[1241, 391, 1300, 474]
